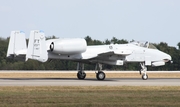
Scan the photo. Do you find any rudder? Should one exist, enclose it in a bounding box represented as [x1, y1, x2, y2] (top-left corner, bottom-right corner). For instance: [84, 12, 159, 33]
[26, 30, 48, 62]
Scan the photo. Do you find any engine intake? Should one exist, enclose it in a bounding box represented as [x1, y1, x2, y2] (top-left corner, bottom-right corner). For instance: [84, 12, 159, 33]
[49, 38, 87, 55]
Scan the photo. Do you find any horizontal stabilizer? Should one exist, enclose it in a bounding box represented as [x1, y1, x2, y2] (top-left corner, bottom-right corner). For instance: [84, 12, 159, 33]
[26, 30, 48, 62]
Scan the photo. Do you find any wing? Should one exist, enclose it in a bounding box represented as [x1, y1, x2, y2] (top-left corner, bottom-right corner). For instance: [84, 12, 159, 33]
[97, 50, 132, 60]
[82, 49, 132, 65]
[98, 50, 132, 56]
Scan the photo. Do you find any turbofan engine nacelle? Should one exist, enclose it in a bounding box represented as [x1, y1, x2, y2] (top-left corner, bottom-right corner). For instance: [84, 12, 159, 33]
[50, 38, 87, 55]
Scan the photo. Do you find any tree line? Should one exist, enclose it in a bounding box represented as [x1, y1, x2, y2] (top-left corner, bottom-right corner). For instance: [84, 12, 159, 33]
[0, 36, 180, 71]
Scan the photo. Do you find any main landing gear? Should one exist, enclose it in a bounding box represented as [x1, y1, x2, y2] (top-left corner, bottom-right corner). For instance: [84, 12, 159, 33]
[139, 63, 148, 80]
[76, 62, 106, 80]
[95, 63, 106, 80]
[77, 62, 148, 80]
[77, 63, 86, 79]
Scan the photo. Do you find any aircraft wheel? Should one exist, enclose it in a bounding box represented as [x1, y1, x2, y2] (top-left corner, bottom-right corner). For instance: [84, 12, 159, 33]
[142, 74, 148, 80]
[96, 71, 106, 80]
[77, 72, 86, 80]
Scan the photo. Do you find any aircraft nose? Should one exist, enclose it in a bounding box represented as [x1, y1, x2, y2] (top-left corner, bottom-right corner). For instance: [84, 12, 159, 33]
[163, 53, 172, 62]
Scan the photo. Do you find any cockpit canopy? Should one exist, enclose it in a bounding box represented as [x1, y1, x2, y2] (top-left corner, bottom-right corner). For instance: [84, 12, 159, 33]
[131, 41, 157, 49]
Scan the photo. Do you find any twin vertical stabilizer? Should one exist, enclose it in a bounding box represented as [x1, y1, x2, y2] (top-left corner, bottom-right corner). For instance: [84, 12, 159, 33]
[26, 30, 48, 62]
[6, 31, 27, 60]
[7, 30, 48, 62]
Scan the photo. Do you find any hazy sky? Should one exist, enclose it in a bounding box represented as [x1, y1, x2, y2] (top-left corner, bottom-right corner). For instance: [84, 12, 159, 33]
[0, 0, 180, 47]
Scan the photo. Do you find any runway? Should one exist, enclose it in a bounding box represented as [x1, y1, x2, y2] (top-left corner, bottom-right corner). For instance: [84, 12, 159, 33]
[0, 78, 179, 86]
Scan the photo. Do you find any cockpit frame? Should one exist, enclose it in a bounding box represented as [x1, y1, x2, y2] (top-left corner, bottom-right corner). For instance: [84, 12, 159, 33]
[131, 41, 157, 49]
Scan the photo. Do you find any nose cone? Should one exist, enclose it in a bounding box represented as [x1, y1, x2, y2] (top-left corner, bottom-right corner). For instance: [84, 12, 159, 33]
[163, 53, 172, 62]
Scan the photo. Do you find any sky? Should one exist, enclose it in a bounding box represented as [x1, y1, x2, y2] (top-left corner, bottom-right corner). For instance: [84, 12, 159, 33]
[0, 0, 180, 47]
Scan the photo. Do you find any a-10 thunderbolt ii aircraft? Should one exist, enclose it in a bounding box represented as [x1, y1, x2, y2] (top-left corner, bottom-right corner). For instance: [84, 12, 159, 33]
[7, 30, 172, 80]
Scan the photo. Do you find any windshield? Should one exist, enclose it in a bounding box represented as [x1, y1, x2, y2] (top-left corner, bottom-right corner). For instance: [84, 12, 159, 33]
[131, 41, 157, 49]
[148, 43, 157, 49]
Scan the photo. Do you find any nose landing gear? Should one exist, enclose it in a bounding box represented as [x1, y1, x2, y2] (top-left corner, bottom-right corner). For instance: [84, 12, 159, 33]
[140, 63, 148, 80]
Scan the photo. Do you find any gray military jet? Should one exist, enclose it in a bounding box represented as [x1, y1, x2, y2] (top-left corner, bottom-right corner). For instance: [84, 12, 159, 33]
[7, 30, 172, 80]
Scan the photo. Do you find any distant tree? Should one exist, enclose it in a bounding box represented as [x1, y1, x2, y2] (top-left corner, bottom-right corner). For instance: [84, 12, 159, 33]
[93, 40, 103, 45]
[177, 42, 180, 50]
[156, 42, 169, 53]
[111, 37, 118, 44]
[84, 36, 93, 45]
[46, 35, 57, 40]
[117, 39, 128, 44]
[110, 37, 128, 44]
[104, 39, 111, 44]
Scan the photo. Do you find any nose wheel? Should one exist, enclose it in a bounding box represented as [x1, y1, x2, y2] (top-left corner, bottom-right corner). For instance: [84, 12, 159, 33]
[142, 74, 148, 80]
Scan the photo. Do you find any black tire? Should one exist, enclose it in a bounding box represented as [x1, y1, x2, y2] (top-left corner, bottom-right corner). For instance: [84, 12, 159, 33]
[142, 74, 148, 80]
[77, 72, 86, 79]
[96, 71, 106, 80]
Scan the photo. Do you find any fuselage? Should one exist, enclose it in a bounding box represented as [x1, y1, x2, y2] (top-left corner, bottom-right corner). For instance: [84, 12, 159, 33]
[46, 39, 171, 66]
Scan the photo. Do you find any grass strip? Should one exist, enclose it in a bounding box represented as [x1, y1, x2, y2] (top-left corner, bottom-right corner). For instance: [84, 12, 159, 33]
[0, 86, 180, 107]
[0, 73, 180, 78]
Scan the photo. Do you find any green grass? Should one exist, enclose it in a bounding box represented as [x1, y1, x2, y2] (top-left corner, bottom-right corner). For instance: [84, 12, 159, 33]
[0, 86, 180, 107]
